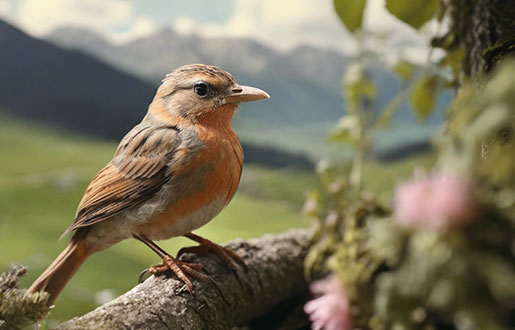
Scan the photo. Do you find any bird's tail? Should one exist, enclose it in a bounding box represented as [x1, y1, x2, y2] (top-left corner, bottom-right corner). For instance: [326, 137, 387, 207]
[26, 238, 90, 305]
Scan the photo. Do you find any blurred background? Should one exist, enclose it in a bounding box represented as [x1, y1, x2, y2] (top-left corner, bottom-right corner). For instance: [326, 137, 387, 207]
[0, 0, 442, 323]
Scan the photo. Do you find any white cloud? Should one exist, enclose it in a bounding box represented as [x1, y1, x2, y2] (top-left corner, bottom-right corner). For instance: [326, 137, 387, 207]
[174, 17, 196, 35]
[127, 16, 159, 39]
[109, 16, 159, 44]
[4, 0, 439, 63]
[0, 0, 11, 18]
[173, 0, 358, 54]
[16, 0, 132, 36]
[12, 0, 159, 44]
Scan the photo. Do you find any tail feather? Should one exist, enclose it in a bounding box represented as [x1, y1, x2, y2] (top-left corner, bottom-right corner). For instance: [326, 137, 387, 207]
[27, 239, 89, 305]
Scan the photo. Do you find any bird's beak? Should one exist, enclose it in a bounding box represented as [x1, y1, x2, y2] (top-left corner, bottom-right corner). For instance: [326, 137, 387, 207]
[224, 85, 270, 104]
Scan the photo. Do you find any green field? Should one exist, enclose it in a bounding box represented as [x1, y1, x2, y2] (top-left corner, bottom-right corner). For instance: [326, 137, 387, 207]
[0, 115, 436, 325]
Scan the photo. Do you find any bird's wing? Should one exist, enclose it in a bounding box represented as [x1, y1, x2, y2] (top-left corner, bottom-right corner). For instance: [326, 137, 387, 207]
[62, 123, 181, 236]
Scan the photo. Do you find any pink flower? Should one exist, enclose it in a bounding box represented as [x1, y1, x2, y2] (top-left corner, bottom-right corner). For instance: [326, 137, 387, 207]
[304, 275, 352, 330]
[394, 173, 477, 230]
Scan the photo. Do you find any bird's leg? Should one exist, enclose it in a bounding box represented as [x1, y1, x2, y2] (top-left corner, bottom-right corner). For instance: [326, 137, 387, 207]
[178, 232, 245, 270]
[133, 234, 208, 292]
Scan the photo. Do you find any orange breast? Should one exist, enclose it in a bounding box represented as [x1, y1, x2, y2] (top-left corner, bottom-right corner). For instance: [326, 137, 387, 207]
[136, 122, 243, 240]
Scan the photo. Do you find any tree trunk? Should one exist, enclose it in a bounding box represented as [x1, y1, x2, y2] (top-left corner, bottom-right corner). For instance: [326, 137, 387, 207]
[449, 0, 515, 77]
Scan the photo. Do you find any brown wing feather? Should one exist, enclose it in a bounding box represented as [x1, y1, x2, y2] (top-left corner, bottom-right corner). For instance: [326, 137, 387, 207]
[62, 124, 180, 235]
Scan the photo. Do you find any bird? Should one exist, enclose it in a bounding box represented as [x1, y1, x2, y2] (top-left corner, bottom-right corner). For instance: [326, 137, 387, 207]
[26, 64, 270, 306]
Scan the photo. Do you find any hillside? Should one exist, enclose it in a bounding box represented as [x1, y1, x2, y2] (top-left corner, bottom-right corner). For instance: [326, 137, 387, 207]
[47, 27, 348, 125]
[0, 20, 155, 140]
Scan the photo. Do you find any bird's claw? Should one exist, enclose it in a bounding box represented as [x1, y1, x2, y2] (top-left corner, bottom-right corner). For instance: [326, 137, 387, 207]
[138, 268, 150, 284]
[143, 255, 209, 293]
[178, 237, 245, 271]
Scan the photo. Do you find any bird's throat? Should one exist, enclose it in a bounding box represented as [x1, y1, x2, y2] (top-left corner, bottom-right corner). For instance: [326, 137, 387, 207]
[195, 104, 237, 128]
[148, 100, 237, 130]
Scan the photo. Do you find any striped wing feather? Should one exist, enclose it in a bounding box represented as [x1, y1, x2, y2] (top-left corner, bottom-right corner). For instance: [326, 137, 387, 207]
[62, 124, 179, 235]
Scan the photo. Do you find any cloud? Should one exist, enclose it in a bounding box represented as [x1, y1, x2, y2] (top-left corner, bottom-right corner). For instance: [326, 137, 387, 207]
[172, 0, 437, 62]
[173, 17, 196, 35]
[17, 0, 132, 36]
[10, 0, 159, 44]
[5, 0, 438, 63]
[0, 0, 11, 18]
[173, 0, 358, 54]
[109, 16, 159, 44]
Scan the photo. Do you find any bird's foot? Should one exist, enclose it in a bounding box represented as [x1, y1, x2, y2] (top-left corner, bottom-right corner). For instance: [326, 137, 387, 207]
[147, 255, 209, 293]
[179, 233, 245, 270]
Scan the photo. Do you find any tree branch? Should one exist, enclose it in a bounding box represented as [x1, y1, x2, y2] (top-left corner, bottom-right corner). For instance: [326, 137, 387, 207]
[56, 229, 312, 330]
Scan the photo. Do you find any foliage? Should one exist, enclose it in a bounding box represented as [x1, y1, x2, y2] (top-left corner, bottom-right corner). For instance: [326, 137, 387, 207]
[440, 60, 515, 208]
[385, 0, 439, 29]
[410, 74, 440, 122]
[330, 0, 449, 163]
[305, 1, 515, 329]
[333, 0, 367, 33]
[0, 265, 51, 329]
[329, 62, 377, 188]
[306, 58, 515, 330]
[333, 0, 439, 32]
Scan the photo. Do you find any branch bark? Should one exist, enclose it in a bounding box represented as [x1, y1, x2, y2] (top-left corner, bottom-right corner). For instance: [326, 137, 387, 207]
[56, 229, 312, 330]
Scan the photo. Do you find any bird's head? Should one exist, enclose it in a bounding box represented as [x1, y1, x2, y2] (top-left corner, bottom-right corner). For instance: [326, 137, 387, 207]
[151, 64, 269, 125]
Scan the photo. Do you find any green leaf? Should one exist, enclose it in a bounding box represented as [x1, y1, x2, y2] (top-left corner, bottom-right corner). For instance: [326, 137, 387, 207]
[385, 0, 438, 29]
[393, 60, 416, 80]
[334, 0, 368, 32]
[410, 74, 439, 121]
[328, 114, 361, 143]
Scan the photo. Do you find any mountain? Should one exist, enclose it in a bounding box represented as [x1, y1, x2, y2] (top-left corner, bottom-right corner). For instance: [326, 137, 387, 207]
[0, 20, 312, 168]
[0, 20, 155, 140]
[47, 27, 345, 91]
[47, 27, 444, 130]
[47, 27, 351, 126]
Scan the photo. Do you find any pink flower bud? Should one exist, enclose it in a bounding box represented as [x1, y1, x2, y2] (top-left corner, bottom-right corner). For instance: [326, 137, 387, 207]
[304, 275, 352, 330]
[394, 173, 477, 230]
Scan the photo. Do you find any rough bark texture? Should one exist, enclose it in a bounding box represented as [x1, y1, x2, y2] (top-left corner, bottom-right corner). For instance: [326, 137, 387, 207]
[56, 229, 311, 330]
[449, 0, 515, 77]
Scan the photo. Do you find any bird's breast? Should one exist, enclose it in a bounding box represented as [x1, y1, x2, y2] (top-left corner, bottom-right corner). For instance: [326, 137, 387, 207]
[135, 125, 243, 240]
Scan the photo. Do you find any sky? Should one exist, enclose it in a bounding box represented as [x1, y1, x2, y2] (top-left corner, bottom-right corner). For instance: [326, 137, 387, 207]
[0, 0, 438, 62]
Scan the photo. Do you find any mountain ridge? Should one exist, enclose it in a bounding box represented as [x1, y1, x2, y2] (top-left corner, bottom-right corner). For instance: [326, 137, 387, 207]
[47, 26, 350, 126]
[0, 19, 155, 140]
[46, 26, 443, 130]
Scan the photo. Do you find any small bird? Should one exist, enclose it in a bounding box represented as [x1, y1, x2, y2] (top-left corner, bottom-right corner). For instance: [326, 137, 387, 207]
[26, 64, 269, 305]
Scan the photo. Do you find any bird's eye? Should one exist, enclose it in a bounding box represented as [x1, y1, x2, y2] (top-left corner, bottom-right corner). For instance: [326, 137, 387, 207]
[194, 82, 209, 96]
